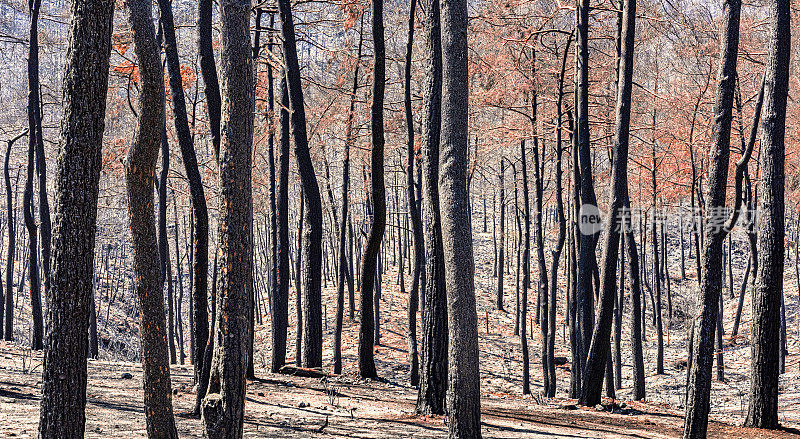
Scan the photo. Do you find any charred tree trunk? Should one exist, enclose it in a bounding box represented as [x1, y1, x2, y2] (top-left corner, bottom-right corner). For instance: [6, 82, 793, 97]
[416, 0, 447, 414]
[197, 0, 221, 158]
[439, 0, 481, 431]
[38, 0, 115, 434]
[124, 0, 179, 432]
[684, 1, 745, 436]
[278, 0, 324, 370]
[25, 0, 44, 351]
[579, 0, 635, 405]
[358, 0, 387, 378]
[744, 0, 789, 428]
[272, 76, 291, 373]
[2, 131, 24, 341]
[403, 0, 421, 386]
[201, 0, 254, 435]
[575, 0, 598, 375]
[159, 0, 210, 390]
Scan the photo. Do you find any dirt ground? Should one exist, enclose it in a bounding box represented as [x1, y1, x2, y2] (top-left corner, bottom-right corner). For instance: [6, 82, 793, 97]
[2, 230, 800, 437]
[1, 344, 798, 438]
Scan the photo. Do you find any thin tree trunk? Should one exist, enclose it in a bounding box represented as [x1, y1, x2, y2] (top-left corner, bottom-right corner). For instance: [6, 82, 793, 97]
[403, 0, 421, 386]
[358, 0, 387, 378]
[24, 0, 43, 351]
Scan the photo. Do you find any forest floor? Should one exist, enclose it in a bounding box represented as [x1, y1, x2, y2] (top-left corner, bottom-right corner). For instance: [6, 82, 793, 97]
[2, 231, 800, 437]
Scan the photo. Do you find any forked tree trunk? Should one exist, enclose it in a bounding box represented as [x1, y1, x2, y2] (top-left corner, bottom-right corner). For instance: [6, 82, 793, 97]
[579, 0, 635, 406]
[278, 0, 324, 370]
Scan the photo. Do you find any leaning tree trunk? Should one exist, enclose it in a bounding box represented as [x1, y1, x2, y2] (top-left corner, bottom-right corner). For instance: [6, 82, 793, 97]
[744, 0, 789, 428]
[158, 0, 210, 395]
[198, 0, 221, 158]
[200, 0, 254, 435]
[25, 0, 44, 351]
[439, 0, 481, 433]
[416, 0, 447, 415]
[277, 0, 324, 370]
[38, 0, 115, 434]
[124, 0, 179, 433]
[579, 0, 636, 407]
[358, 0, 386, 379]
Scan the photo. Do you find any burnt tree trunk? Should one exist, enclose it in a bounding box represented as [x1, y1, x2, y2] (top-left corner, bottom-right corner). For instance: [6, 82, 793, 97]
[159, 0, 210, 390]
[744, 0, 789, 428]
[358, 0, 387, 378]
[25, 0, 44, 351]
[278, 0, 324, 369]
[684, 1, 745, 436]
[201, 0, 254, 435]
[403, 0, 422, 386]
[416, 0, 447, 414]
[38, 0, 114, 434]
[579, 0, 635, 406]
[439, 0, 481, 431]
[124, 0, 179, 432]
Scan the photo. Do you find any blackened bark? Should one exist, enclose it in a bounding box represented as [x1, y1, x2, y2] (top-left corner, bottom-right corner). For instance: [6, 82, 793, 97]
[358, 0, 387, 379]
[38, 0, 114, 434]
[520, 139, 531, 396]
[157, 0, 210, 389]
[745, 0, 789, 428]
[198, 0, 221, 158]
[416, 0, 447, 414]
[403, 0, 421, 386]
[626, 223, 646, 400]
[124, 0, 179, 432]
[575, 0, 598, 368]
[25, 0, 43, 350]
[440, 0, 481, 432]
[157, 121, 175, 366]
[684, 1, 742, 436]
[2, 131, 24, 341]
[201, 0, 254, 434]
[272, 76, 290, 373]
[497, 159, 505, 311]
[278, 0, 324, 369]
[29, 0, 51, 304]
[579, 0, 635, 406]
[546, 32, 572, 398]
